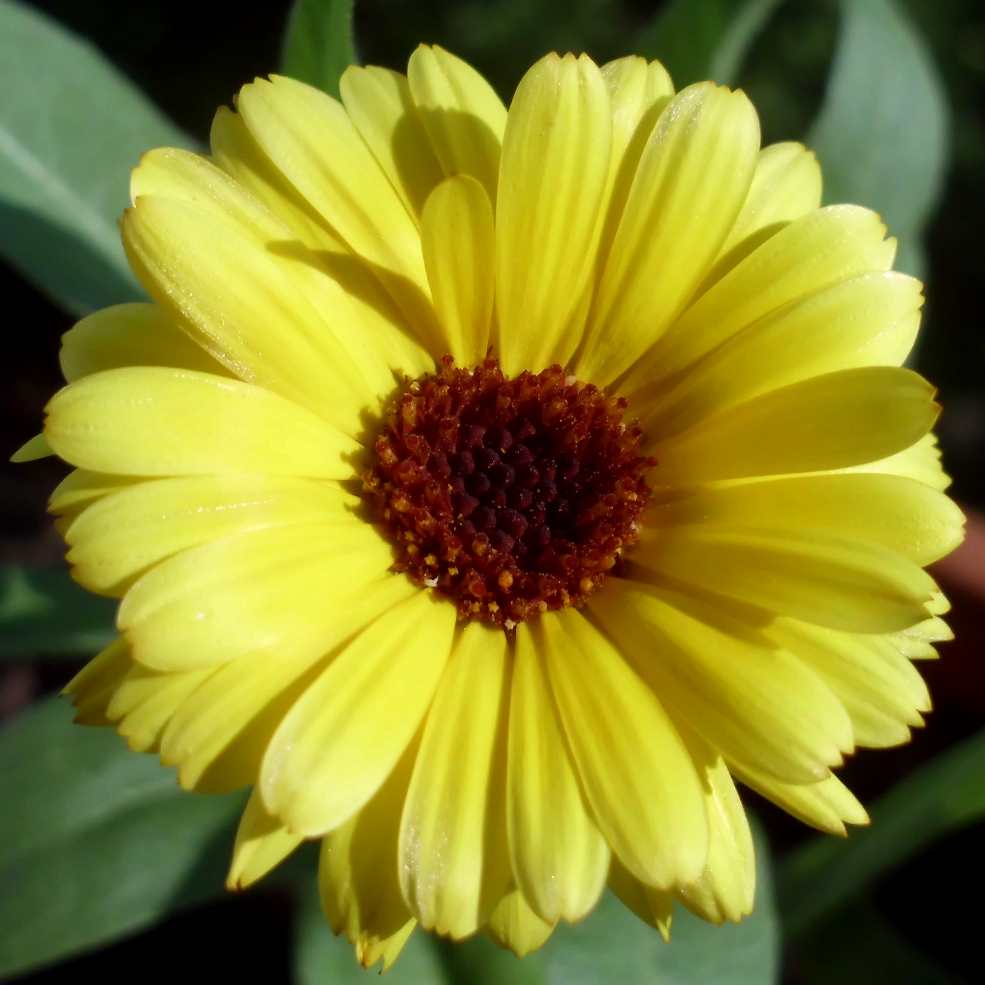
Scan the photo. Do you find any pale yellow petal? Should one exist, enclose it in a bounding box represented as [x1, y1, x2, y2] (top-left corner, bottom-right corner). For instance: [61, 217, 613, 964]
[320, 740, 418, 970]
[261, 592, 455, 836]
[59, 303, 225, 382]
[674, 731, 755, 924]
[649, 474, 965, 567]
[421, 175, 495, 364]
[10, 434, 51, 463]
[485, 889, 556, 957]
[509, 624, 609, 923]
[63, 637, 131, 725]
[407, 44, 507, 204]
[608, 857, 673, 941]
[399, 622, 510, 938]
[49, 470, 139, 517]
[340, 64, 444, 220]
[652, 367, 939, 482]
[227, 788, 303, 889]
[768, 619, 931, 749]
[118, 521, 393, 672]
[538, 611, 708, 888]
[235, 75, 438, 342]
[631, 526, 939, 634]
[590, 580, 852, 783]
[578, 82, 760, 386]
[494, 53, 612, 373]
[733, 765, 869, 836]
[64, 475, 357, 596]
[622, 204, 896, 395]
[640, 272, 923, 439]
[44, 367, 358, 479]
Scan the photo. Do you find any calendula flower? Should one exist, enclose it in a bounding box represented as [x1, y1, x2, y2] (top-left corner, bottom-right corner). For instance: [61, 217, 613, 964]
[17, 45, 963, 968]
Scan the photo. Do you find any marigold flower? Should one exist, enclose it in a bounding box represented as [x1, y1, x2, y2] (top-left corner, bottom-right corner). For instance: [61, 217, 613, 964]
[19, 45, 964, 968]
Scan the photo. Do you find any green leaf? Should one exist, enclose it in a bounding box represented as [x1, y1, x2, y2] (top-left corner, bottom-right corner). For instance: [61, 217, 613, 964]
[281, 0, 357, 99]
[0, 0, 194, 315]
[293, 823, 778, 984]
[807, 0, 948, 277]
[635, 0, 784, 87]
[779, 727, 985, 937]
[0, 698, 245, 976]
[0, 565, 115, 659]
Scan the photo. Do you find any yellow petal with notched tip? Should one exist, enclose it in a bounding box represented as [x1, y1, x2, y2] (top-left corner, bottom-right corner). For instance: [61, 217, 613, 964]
[733, 764, 869, 836]
[227, 788, 303, 889]
[495, 53, 612, 373]
[538, 611, 708, 888]
[63, 638, 131, 725]
[340, 64, 444, 220]
[640, 272, 923, 438]
[119, 521, 392, 672]
[261, 591, 454, 837]
[421, 175, 496, 365]
[407, 45, 507, 205]
[486, 889, 555, 957]
[633, 525, 938, 634]
[59, 303, 224, 382]
[579, 82, 760, 386]
[320, 739, 418, 971]
[653, 367, 938, 482]
[649, 474, 964, 567]
[64, 475, 356, 597]
[674, 730, 754, 924]
[509, 624, 609, 924]
[591, 581, 852, 783]
[399, 622, 510, 938]
[623, 204, 896, 395]
[609, 857, 674, 941]
[45, 367, 359, 479]
[845, 432, 951, 490]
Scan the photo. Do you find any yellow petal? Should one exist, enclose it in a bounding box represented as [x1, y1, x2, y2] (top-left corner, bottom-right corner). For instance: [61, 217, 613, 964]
[320, 740, 418, 970]
[44, 367, 359, 479]
[733, 765, 869, 836]
[406, 44, 507, 205]
[227, 787, 303, 889]
[590, 581, 852, 783]
[123, 194, 384, 430]
[609, 857, 673, 941]
[63, 637, 131, 725]
[623, 204, 896, 395]
[494, 53, 612, 373]
[674, 730, 755, 924]
[49, 470, 139, 517]
[641, 272, 923, 439]
[485, 889, 555, 957]
[768, 619, 931, 749]
[632, 526, 939, 634]
[713, 141, 822, 267]
[10, 434, 51, 463]
[64, 475, 357, 596]
[538, 611, 708, 888]
[261, 591, 455, 836]
[340, 64, 444, 220]
[421, 175, 496, 365]
[846, 432, 951, 491]
[118, 521, 393, 672]
[509, 624, 609, 923]
[579, 82, 760, 386]
[649, 473, 965, 567]
[399, 622, 511, 938]
[59, 303, 224, 383]
[235, 75, 437, 340]
[653, 367, 939, 482]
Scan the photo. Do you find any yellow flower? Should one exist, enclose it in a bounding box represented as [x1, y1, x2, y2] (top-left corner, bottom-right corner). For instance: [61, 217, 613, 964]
[19, 46, 963, 968]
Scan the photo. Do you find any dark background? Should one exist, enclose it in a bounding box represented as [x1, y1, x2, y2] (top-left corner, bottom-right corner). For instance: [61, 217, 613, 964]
[3, 1, 983, 982]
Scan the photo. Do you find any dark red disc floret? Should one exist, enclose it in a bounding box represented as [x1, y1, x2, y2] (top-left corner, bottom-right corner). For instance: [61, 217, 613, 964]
[363, 356, 655, 628]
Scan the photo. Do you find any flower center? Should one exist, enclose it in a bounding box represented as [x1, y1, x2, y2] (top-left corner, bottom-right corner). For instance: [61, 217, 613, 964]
[363, 357, 655, 628]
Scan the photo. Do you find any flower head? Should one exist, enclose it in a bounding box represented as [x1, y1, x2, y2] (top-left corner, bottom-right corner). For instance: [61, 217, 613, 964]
[25, 45, 963, 968]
